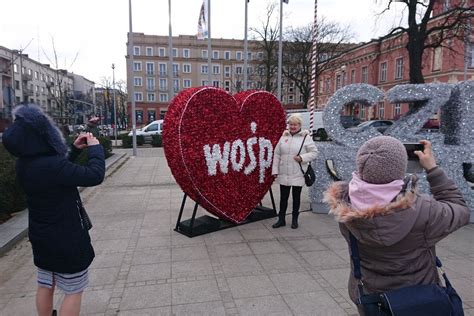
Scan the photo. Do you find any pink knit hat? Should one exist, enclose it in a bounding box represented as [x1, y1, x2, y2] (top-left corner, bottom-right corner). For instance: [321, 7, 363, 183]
[356, 136, 407, 184]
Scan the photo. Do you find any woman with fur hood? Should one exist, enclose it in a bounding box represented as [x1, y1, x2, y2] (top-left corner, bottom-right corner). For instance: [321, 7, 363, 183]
[271, 114, 317, 229]
[2, 104, 105, 316]
[324, 136, 470, 314]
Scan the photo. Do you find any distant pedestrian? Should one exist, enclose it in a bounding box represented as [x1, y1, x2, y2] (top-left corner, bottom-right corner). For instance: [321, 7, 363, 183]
[271, 113, 317, 229]
[324, 136, 470, 315]
[2, 104, 105, 316]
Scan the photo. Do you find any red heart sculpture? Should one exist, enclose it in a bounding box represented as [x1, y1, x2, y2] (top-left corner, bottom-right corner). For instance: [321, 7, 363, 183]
[163, 87, 286, 223]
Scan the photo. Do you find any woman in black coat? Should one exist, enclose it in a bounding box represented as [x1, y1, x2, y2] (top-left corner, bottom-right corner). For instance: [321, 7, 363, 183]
[2, 104, 105, 316]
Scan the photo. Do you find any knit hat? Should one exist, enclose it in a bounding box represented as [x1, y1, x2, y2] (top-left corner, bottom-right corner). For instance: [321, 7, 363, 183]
[356, 136, 407, 184]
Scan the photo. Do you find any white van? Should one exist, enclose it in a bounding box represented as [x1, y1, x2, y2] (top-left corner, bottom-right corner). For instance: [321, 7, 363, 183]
[128, 120, 163, 137]
[286, 110, 324, 136]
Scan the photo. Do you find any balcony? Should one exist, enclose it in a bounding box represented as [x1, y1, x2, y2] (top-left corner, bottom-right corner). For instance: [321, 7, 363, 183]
[146, 71, 155, 76]
[146, 86, 156, 92]
[22, 73, 33, 81]
[23, 88, 34, 96]
[159, 72, 167, 77]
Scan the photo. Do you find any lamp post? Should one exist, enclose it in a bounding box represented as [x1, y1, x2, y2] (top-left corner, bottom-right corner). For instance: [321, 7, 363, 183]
[112, 63, 118, 144]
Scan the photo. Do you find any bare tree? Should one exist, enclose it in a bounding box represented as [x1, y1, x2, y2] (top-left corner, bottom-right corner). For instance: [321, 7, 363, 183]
[377, 0, 473, 85]
[250, 2, 280, 93]
[115, 80, 128, 129]
[283, 19, 354, 108]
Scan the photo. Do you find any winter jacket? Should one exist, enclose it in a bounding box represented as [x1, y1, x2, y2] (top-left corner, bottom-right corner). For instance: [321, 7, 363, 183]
[324, 167, 470, 303]
[2, 104, 105, 274]
[272, 129, 317, 187]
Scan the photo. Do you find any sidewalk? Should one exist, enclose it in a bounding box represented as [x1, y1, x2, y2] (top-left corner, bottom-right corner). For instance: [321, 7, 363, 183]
[0, 147, 472, 315]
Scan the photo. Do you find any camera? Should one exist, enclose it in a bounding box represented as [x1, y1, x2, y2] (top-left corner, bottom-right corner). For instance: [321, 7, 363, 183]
[403, 143, 424, 173]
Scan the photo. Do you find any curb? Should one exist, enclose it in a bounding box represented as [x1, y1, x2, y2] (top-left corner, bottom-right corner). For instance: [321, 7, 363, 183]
[0, 152, 128, 256]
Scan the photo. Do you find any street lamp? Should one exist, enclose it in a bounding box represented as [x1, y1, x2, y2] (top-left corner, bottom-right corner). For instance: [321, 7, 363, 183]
[112, 63, 118, 144]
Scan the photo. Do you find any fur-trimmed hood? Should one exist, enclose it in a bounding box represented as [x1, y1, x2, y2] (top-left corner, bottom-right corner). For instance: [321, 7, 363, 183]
[2, 104, 68, 158]
[324, 180, 418, 246]
[282, 129, 310, 137]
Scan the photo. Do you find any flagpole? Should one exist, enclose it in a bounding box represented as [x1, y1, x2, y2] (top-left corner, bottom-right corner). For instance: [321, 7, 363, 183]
[277, 0, 283, 101]
[128, 0, 137, 156]
[207, 0, 211, 85]
[168, 0, 174, 101]
[243, 0, 248, 91]
[309, 0, 318, 132]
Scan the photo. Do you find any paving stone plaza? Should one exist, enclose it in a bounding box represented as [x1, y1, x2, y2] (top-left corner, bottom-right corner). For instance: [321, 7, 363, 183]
[0, 148, 473, 315]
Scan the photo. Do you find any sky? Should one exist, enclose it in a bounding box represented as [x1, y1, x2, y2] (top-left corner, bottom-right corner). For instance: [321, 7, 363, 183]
[1, 0, 405, 86]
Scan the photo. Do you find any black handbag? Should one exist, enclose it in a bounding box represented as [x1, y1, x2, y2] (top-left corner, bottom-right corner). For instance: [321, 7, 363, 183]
[297, 135, 316, 187]
[76, 200, 93, 230]
[349, 233, 464, 316]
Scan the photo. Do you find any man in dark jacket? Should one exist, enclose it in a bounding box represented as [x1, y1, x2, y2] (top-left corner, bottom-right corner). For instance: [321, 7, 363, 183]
[2, 104, 105, 316]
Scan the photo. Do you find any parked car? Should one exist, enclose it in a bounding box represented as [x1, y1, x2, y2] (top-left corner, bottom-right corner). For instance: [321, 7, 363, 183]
[422, 118, 440, 130]
[348, 120, 394, 134]
[128, 120, 163, 137]
[340, 115, 361, 128]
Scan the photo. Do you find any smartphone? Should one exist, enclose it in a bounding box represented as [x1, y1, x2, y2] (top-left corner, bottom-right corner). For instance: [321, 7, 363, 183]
[403, 143, 424, 173]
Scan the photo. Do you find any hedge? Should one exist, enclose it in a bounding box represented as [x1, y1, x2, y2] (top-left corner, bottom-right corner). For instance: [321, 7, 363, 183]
[122, 135, 145, 148]
[0, 144, 26, 222]
[66, 136, 113, 165]
[151, 134, 163, 147]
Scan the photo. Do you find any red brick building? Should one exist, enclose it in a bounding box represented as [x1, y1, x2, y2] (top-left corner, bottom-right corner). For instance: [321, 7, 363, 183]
[316, 0, 474, 121]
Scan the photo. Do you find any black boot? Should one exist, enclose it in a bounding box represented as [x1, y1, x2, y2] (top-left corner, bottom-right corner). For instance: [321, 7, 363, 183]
[272, 211, 286, 228]
[291, 213, 299, 229]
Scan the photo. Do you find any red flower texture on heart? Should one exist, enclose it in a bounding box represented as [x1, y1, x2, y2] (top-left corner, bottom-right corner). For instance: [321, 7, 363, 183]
[163, 87, 286, 223]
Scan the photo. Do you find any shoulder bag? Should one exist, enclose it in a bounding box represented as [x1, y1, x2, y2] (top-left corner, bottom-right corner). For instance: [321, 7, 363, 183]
[349, 232, 464, 316]
[297, 134, 316, 187]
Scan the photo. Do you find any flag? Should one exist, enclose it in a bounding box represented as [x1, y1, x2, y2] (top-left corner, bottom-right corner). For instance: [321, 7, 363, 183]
[197, 0, 208, 39]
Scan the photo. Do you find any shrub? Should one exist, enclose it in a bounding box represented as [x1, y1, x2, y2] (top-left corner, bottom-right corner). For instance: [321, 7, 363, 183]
[151, 134, 163, 147]
[121, 135, 144, 148]
[0, 144, 27, 220]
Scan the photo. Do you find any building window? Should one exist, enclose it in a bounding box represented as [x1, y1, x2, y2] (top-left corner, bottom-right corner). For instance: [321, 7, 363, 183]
[379, 62, 387, 82]
[224, 51, 231, 60]
[172, 48, 178, 58]
[146, 47, 153, 56]
[134, 77, 142, 87]
[148, 110, 156, 122]
[247, 52, 252, 60]
[247, 67, 253, 75]
[212, 50, 219, 59]
[212, 80, 220, 88]
[336, 74, 342, 90]
[159, 78, 167, 91]
[236, 51, 242, 61]
[224, 80, 230, 91]
[379, 102, 385, 119]
[361, 66, 368, 83]
[136, 110, 143, 123]
[201, 80, 208, 86]
[395, 58, 403, 79]
[183, 48, 190, 58]
[325, 78, 330, 93]
[318, 79, 323, 93]
[351, 69, 356, 83]
[288, 95, 294, 103]
[236, 66, 242, 74]
[201, 50, 208, 59]
[360, 105, 365, 119]
[159, 63, 166, 76]
[173, 79, 180, 92]
[133, 61, 142, 71]
[173, 64, 179, 76]
[146, 62, 154, 75]
[257, 52, 263, 60]
[432, 47, 442, 71]
[133, 46, 140, 56]
[147, 93, 156, 101]
[183, 64, 191, 73]
[212, 65, 220, 74]
[134, 92, 143, 101]
[183, 79, 191, 88]
[159, 93, 168, 102]
[443, 0, 450, 11]
[470, 44, 474, 67]
[224, 66, 231, 77]
[394, 103, 401, 117]
[146, 78, 155, 90]
[159, 47, 166, 57]
[201, 65, 208, 74]
[35, 71, 39, 79]
[13, 64, 18, 73]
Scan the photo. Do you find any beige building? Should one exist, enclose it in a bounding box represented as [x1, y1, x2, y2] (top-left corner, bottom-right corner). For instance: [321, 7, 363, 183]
[126, 33, 304, 126]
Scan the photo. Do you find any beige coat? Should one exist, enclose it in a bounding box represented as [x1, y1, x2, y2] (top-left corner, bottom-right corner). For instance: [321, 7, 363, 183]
[324, 167, 470, 303]
[272, 130, 318, 187]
